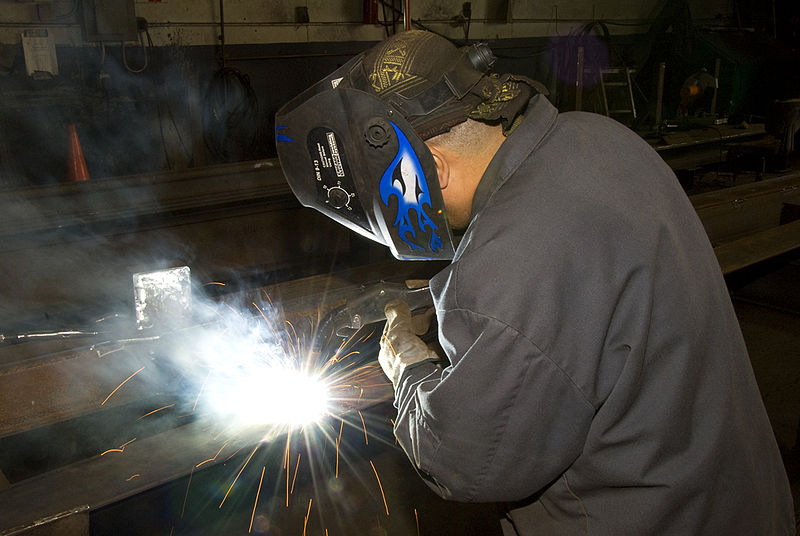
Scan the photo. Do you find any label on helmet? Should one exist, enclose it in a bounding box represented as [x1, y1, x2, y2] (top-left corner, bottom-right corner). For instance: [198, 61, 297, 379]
[307, 128, 368, 227]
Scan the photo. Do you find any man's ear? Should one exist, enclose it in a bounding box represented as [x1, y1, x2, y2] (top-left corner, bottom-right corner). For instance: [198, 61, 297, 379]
[427, 144, 450, 190]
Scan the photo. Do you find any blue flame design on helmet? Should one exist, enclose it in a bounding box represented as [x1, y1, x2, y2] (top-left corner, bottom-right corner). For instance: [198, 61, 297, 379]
[379, 122, 443, 252]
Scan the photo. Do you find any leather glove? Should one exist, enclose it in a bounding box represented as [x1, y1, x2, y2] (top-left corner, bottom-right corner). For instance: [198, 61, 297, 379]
[379, 300, 439, 387]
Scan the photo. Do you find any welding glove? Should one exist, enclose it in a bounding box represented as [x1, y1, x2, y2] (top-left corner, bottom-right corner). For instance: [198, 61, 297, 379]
[379, 300, 439, 387]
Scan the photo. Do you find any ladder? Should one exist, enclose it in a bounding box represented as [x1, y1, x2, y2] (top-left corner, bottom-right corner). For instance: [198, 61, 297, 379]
[597, 67, 637, 120]
[574, 48, 637, 122]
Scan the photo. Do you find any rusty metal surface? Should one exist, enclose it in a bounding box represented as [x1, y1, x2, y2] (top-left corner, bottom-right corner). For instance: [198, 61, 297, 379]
[0, 256, 431, 532]
[0, 345, 154, 439]
[0, 377, 392, 533]
[1, 507, 90, 536]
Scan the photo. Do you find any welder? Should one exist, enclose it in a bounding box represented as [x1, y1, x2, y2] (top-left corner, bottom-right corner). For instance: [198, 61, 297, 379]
[276, 30, 795, 535]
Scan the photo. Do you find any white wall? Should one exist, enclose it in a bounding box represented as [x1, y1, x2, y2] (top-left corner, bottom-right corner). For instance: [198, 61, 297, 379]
[0, 0, 736, 47]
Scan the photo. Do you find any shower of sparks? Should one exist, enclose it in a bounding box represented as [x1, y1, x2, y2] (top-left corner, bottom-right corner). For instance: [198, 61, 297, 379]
[101, 366, 145, 405]
[95, 291, 402, 533]
[370, 460, 389, 516]
[249, 465, 266, 534]
[137, 403, 174, 420]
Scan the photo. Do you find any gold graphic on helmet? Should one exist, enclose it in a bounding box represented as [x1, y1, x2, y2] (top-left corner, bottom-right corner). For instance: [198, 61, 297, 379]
[368, 31, 431, 96]
[470, 74, 523, 119]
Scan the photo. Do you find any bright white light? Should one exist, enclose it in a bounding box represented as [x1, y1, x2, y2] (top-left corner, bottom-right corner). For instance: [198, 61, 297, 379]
[212, 366, 330, 426]
[178, 302, 331, 429]
[196, 332, 330, 427]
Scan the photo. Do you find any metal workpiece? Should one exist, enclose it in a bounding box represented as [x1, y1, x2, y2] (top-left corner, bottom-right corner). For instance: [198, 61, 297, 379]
[132, 266, 193, 330]
[0, 362, 393, 534]
[1, 506, 90, 536]
[0, 261, 436, 533]
[689, 171, 800, 274]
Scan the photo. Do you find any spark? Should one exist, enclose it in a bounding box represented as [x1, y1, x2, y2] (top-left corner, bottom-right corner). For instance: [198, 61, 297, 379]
[382, 335, 398, 359]
[137, 404, 174, 420]
[203, 281, 226, 286]
[336, 419, 343, 478]
[249, 466, 266, 534]
[358, 330, 375, 343]
[358, 410, 369, 445]
[251, 301, 283, 349]
[196, 441, 230, 468]
[286, 320, 299, 351]
[261, 290, 273, 306]
[335, 350, 360, 364]
[101, 366, 145, 405]
[415, 508, 420, 536]
[220, 444, 260, 509]
[370, 460, 389, 516]
[285, 434, 291, 507]
[181, 466, 195, 518]
[280, 319, 298, 358]
[290, 453, 301, 494]
[224, 445, 244, 463]
[100, 437, 136, 456]
[192, 370, 211, 412]
[125, 474, 140, 481]
[303, 498, 312, 536]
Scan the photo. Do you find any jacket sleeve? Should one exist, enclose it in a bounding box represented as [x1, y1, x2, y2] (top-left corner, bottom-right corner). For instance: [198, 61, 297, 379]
[392, 308, 595, 503]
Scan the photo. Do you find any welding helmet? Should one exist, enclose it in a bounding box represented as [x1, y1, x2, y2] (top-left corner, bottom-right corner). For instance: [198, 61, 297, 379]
[275, 31, 501, 261]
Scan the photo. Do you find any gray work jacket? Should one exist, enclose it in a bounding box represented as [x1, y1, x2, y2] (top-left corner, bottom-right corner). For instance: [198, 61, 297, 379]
[393, 95, 795, 535]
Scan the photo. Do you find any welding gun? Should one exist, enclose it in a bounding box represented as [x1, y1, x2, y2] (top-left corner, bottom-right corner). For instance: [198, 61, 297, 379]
[321, 281, 433, 343]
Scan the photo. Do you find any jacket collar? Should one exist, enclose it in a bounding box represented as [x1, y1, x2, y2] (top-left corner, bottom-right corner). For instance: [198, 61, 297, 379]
[467, 94, 559, 222]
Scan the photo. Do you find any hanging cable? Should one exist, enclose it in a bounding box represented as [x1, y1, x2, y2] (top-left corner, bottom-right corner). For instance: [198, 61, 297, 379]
[202, 66, 259, 162]
[122, 19, 153, 73]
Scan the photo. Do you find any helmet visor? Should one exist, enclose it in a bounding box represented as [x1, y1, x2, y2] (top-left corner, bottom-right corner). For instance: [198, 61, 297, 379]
[275, 57, 455, 261]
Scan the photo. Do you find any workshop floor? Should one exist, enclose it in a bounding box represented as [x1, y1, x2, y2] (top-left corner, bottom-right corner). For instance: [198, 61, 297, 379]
[730, 258, 800, 531]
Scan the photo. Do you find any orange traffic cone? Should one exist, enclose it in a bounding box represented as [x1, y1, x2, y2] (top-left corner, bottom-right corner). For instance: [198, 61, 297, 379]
[67, 123, 90, 182]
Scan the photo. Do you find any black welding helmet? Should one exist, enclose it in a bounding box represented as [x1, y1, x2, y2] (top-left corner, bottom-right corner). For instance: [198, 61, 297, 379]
[275, 31, 541, 261]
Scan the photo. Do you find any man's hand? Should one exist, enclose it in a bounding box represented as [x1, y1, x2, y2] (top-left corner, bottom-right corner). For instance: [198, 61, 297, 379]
[379, 300, 439, 387]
